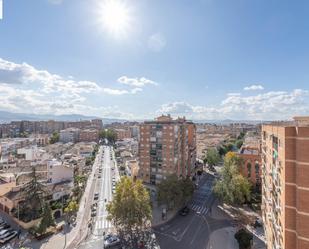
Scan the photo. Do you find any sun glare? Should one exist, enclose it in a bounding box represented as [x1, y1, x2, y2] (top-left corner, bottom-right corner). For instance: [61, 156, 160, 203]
[98, 0, 132, 38]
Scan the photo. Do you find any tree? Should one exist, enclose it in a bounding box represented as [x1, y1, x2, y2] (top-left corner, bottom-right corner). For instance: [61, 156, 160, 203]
[204, 148, 221, 166]
[37, 203, 55, 235]
[50, 131, 60, 144]
[213, 154, 251, 205]
[20, 167, 45, 221]
[235, 228, 253, 249]
[99, 129, 118, 144]
[64, 200, 79, 223]
[106, 177, 152, 248]
[157, 174, 194, 209]
[235, 139, 244, 149]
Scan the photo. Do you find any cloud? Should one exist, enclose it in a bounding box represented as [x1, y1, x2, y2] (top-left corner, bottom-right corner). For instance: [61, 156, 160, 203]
[0, 58, 148, 97]
[244, 84, 264, 91]
[148, 33, 166, 52]
[0, 58, 146, 118]
[157, 89, 309, 120]
[102, 87, 143, 95]
[118, 76, 158, 87]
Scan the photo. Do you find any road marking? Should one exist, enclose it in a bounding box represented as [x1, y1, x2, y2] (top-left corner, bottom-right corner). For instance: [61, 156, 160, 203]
[190, 222, 202, 245]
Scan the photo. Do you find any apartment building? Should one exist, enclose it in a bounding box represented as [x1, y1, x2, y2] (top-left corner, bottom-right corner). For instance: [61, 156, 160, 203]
[115, 128, 132, 140]
[0, 119, 103, 136]
[138, 115, 196, 185]
[262, 117, 309, 249]
[79, 129, 99, 142]
[59, 128, 80, 143]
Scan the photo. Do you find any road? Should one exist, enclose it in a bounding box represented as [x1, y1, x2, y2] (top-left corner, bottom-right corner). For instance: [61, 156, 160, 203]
[154, 173, 231, 249]
[78, 145, 119, 249]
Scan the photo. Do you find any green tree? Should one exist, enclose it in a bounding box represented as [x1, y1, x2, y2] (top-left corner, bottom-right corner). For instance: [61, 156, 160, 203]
[99, 129, 118, 144]
[106, 177, 152, 248]
[204, 148, 221, 166]
[157, 175, 194, 209]
[213, 154, 251, 205]
[37, 203, 55, 235]
[50, 131, 60, 144]
[20, 167, 45, 221]
[64, 200, 79, 223]
[235, 228, 253, 249]
[235, 139, 244, 149]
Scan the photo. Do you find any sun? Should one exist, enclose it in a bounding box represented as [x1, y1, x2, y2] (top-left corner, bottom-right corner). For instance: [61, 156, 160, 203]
[98, 0, 132, 38]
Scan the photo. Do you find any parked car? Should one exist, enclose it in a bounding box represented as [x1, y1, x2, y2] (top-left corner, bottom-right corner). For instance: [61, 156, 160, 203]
[91, 211, 97, 217]
[179, 206, 190, 216]
[0, 229, 13, 236]
[0, 231, 18, 244]
[104, 235, 121, 248]
[0, 224, 10, 230]
[94, 193, 99, 200]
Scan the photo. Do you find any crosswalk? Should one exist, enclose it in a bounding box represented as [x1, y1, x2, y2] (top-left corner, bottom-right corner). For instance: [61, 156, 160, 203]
[189, 203, 209, 216]
[94, 219, 113, 230]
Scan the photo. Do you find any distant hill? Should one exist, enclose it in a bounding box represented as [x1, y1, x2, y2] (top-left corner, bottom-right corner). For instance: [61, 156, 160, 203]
[0, 111, 127, 124]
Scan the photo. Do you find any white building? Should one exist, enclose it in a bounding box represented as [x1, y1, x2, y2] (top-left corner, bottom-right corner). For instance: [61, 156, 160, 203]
[47, 159, 74, 184]
[59, 128, 80, 143]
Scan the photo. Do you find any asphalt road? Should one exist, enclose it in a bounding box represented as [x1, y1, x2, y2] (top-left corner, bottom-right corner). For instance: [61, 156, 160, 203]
[154, 173, 231, 249]
[78, 145, 119, 249]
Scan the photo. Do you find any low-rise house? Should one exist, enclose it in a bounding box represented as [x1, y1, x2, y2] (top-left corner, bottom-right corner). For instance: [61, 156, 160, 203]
[47, 159, 74, 184]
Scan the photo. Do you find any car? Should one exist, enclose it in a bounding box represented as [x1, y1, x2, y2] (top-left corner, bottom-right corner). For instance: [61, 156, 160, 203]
[104, 235, 121, 248]
[93, 194, 99, 200]
[0, 229, 13, 236]
[0, 230, 14, 239]
[104, 233, 113, 241]
[91, 211, 97, 217]
[0, 224, 10, 230]
[179, 206, 190, 216]
[98, 175, 101, 179]
[0, 231, 18, 244]
[91, 206, 97, 212]
[112, 182, 116, 186]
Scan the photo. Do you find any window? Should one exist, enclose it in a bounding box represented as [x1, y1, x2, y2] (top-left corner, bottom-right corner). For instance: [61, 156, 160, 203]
[247, 162, 252, 178]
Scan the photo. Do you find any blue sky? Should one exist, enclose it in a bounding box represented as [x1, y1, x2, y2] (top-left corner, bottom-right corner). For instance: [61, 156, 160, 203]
[0, 0, 309, 120]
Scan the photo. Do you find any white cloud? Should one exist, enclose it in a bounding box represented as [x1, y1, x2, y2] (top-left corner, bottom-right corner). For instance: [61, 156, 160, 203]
[148, 33, 166, 52]
[0, 58, 146, 118]
[118, 76, 158, 87]
[244, 84, 264, 91]
[157, 89, 309, 120]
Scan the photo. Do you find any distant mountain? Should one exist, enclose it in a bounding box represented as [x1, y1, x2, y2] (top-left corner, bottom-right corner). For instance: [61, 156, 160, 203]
[0, 111, 127, 124]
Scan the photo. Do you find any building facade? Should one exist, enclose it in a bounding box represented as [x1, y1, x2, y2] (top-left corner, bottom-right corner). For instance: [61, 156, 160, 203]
[262, 117, 309, 249]
[138, 115, 196, 185]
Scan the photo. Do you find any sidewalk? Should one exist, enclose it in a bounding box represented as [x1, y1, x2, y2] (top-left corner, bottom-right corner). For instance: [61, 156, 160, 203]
[217, 203, 265, 242]
[207, 227, 238, 249]
[151, 201, 177, 227]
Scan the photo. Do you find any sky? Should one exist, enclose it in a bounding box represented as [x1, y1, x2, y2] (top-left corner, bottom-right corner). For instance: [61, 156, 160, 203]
[0, 0, 309, 121]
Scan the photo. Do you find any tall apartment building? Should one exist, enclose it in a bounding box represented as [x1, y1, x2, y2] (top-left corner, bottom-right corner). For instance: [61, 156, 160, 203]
[262, 117, 309, 249]
[138, 115, 196, 185]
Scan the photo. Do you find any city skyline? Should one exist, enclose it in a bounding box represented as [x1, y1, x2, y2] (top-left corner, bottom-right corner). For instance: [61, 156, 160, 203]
[1, 0, 309, 121]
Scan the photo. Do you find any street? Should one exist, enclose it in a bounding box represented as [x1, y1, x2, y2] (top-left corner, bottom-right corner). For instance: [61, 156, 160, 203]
[78, 145, 119, 249]
[154, 173, 231, 249]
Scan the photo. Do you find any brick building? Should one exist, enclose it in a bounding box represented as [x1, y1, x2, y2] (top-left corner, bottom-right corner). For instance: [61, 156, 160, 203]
[238, 137, 262, 191]
[79, 129, 99, 142]
[138, 115, 196, 185]
[262, 116, 309, 249]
